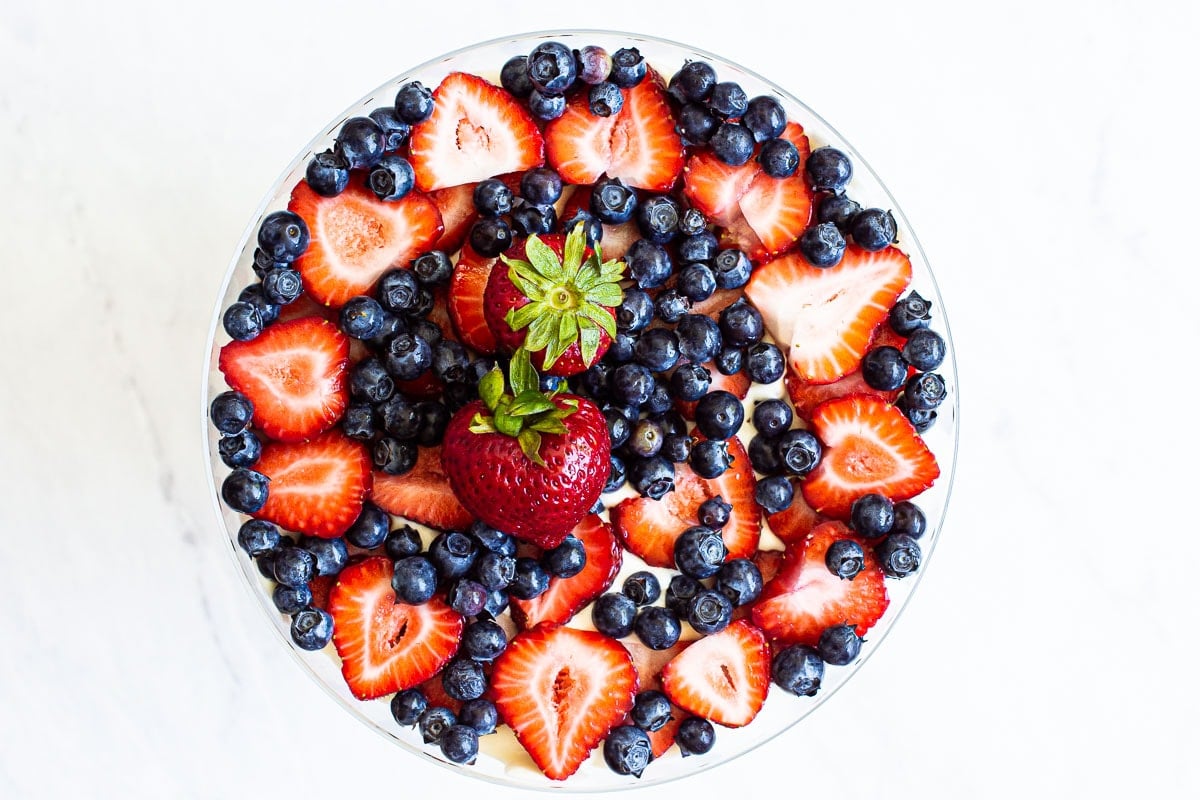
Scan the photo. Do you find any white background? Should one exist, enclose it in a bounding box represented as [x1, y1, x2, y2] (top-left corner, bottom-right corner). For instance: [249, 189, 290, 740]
[2, 0, 1197, 797]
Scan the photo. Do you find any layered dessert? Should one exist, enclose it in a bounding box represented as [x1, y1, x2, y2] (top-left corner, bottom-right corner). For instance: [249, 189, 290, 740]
[205, 33, 952, 787]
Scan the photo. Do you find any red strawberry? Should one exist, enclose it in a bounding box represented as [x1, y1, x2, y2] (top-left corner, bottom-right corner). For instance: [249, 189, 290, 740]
[786, 322, 910, 418]
[751, 549, 786, 584]
[611, 436, 759, 568]
[510, 514, 622, 629]
[491, 624, 637, 781]
[218, 316, 349, 442]
[307, 574, 335, 610]
[371, 444, 474, 531]
[752, 521, 888, 646]
[428, 182, 478, 252]
[252, 431, 372, 538]
[744, 246, 912, 384]
[393, 370, 445, 401]
[408, 72, 545, 192]
[660, 620, 771, 727]
[689, 287, 741, 321]
[420, 672, 465, 716]
[765, 481, 824, 545]
[674, 368, 750, 419]
[288, 181, 443, 308]
[545, 76, 684, 192]
[800, 394, 940, 519]
[448, 244, 499, 354]
[425, 285, 456, 343]
[329, 556, 463, 700]
[275, 292, 338, 325]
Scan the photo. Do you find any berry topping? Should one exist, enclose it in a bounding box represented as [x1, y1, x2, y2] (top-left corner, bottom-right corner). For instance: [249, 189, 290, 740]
[660, 620, 770, 727]
[511, 514, 622, 628]
[370, 443, 474, 531]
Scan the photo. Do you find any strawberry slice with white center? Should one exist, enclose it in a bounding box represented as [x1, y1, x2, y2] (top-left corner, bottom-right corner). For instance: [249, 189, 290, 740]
[408, 72, 545, 192]
[252, 431, 372, 538]
[491, 624, 637, 781]
[751, 521, 888, 646]
[765, 481, 824, 545]
[448, 244, 499, 354]
[428, 182, 478, 253]
[329, 556, 463, 700]
[371, 444, 473, 531]
[611, 436, 758, 568]
[218, 316, 349, 442]
[288, 181, 443, 307]
[800, 394, 940, 519]
[786, 321, 910, 417]
[660, 620, 771, 727]
[545, 76, 684, 192]
[622, 639, 688, 756]
[511, 515, 622, 629]
[745, 246, 912, 384]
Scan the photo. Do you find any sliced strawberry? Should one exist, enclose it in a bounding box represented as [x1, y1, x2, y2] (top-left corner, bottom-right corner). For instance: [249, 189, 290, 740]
[510, 515, 622, 629]
[682, 151, 758, 222]
[623, 639, 689, 694]
[275, 292, 338, 325]
[786, 321, 909, 417]
[660, 620, 770, 727]
[716, 212, 768, 263]
[448, 244, 499, 354]
[751, 549, 786, 584]
[765, 481, 823, 545]
[307, 574, 335, 610]
[801, 394, 939, 519]
[491, 624, 637, 781]
[392, 370, 445, 401]
[218, 316, 349, 442]
[545, 77, 684, 192]
[409, 72, 545, 192]
[745, 246, 912, 384]
[288, 181, 443, 308]
[420, 673, 464, 716]
[329, 556, 463, 700]
[429, 182, 478, 252]
[675, 367, 750, 419]
[558, 186, 640, 260]
[252, 431, 371, 537]
[752, 521, 888, 646]
[689, 287, 741, 321]
[611, 436, 758, 568]
[371, 444, 474, 531]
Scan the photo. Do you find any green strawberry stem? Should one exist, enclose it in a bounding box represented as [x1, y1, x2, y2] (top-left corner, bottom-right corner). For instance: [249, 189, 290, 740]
[468, 348, 578, 466]
[500, 225, 624, 369]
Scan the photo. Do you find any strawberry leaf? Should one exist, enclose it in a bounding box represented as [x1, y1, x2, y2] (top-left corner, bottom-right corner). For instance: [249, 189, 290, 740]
[510, 348, 537, 396]
[579, 302, 617, 339]
[469, 412, 498, 434]
[529, 416, 569, 435]
[494, 409, 522, 438]
[479, 368, 505, 411]
[579, 319, 601, 368]
[517, 429, 546, 467]
[562, 224, 586, 280]
[584, 283, 622, 306]
[509, 390, 556, 417]
[524, 235, 565, 283]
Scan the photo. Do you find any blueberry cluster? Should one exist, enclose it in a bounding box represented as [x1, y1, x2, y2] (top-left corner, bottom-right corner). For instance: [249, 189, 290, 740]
[799, 147, 899, 268]
[864, 290, 949, 431]
[465, 167, 565, 257]
[500, 42, 648, 122]
[221, 210, 311, 343]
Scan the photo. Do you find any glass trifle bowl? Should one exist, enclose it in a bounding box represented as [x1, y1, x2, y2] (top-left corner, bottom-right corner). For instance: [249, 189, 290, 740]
[201, 29, 958, 791]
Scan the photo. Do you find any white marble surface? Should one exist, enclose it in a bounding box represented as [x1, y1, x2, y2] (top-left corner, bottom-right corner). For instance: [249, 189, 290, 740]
[2, 1, 1197, 796]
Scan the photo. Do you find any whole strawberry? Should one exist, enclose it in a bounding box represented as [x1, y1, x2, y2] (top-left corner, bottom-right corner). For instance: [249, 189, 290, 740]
[483, 225, 623, 376]
[442, 350, 610, 548]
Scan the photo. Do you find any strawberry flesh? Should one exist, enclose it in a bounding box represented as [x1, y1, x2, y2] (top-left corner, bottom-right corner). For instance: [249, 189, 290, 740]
[252, 431, 372, 538]
[660, 620, 771, 727]
[370, 444, 474, 531]
[449, 244, 500, 354]
[510, 515, 622, 629]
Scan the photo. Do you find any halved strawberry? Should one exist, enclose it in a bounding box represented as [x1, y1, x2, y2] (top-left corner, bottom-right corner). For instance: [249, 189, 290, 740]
[786, 321, 910, 418]
[545, 76, 684, 192]
[689, 287, 741, 321]
[275, 292, 338, 325]
[288, 181, 443, 307]
[448, 244, 499, 354]
[307, 574, 335, 611]
[765, 481, 823, 545]
[491, 624, 637, 781]
[751, 549, 786, 585]
[393, 370, 445, 401]
[558, 185, 640, 260]
[252, 431, 372, 538]
[744, 246, 912, 384]
[510, 515, 622, 629]
[660, 620, 770, 727]
[370, 444, 474, 531]
[409, 72, 545, 192]
[675, 367, 750, 419]
[751, 521, 888, 646]
[218, 316, 349, 442]
[429, 182, 478, 252]
[801, 394, 939, 519]
[611, 436, 758, 568]
[329, 556, 463, 700]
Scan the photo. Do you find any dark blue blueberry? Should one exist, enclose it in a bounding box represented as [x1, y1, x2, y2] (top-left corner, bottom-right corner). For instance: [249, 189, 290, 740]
[440, 724, 480, 764]
[392, 556, 438, 604]
[377, 268, 421, 314]
[605, 407, 632, 450]
[877, 533, 922, 578]
[634, 606, 682, 650]
[686, 588, 733, 634]
[238, 284, 280, 325]
[755, 474, 794, 514]
[527, 41, 577, 95]
[862, 346, 908, 391]
[462, 619, 508, 662]
[625, 418, 664, 459]
[258, 210, 309, 262]
[806, 147, 853, 192]
[609, 47, 647, 88]
[458, 698, 499, 735]
[343, 501, 389, 549]
[695, 390, 744, 440]
[825, 539, 865, 580]
[472, 178, 514, 218]
[373, 437, 417, 475]
[222, 301, 263, 342]
[664, 574, 702, 617]
[340, 296, 386, 340]
[592, 591, 637, 638]
[715, 345, 743, 376]
[653, 410, 688, 437]
[669, 60, 717, 103]
[709, 81, 749, 118]
[561, 207, 602, 248]
[273, 546, 316, 588]
[628, 455, 674, 500]
[256, 550, 281, 580]
[543, 535, 587, 579]
[718, 299, 764, 347]
[818, 624, 862, 665]
[394, 81, 434, 124]
[604, 725, 652, 777]
[676, 234, 717, 266]
[604, 455, 627, 493]
[511, 202, 558, 237]
[591, 177, 638, 224]
[221, 468, 268, 513]
[758, 137, 800, 177]
[644, 378, 672, 414]
[903, 328, 946, 372]
[272, 583, 312, 614]
[710, 122, 755, 166]
[745, 341, 785, 383]
[432, 339, 470, 384]
[579, 361, 613, 400]
[616, 288, 654, 333]
[448, 578, 489, 617]
[889, 291, 932, 335]
[509, 557, 550, 600]
[469, 520, 517, 557]
[612, 363, 655, 407]
[418, 706, 456, 744]
[237, 519, 280, 557]
[500, 55, 533, 98]
[676, 716, 715, 756]
[305, 149, 350, 197]
[678, 207, 707, 236]
[378, 394, 420, 439]
[635, 195, 681, 244]
[633, 328, 679, 372]
[654, 289, 691, 324]
[528, 88, 567, 121]
[411, 251, 452, 286]
[576, 45, 612, 84]
[622, 571, 661, 606]
[391, 688, 427, 726]
[749, 433, 784, 475]
[368, 106, 410, 151]
[415, 400, 450, 446]
[698, 496, 732, 529]
[743, 95, 786, 142]
[817, 193, 862, 233]
[851, 208, 897, 251]
[777, 429, 823, 476]
[367, 154, 414, 201]
[716, 558, 763, 606]
[407, 314, 441, 342]
[468, 217, 513, 257]
[384, 524, 422, 560]
[341, 403, 376, 441]
[713, 248, 752, 289]
[752, 398, 792, 437]
[630, 689, 672, 732]
[625, 239, 673, 288]
[589, 81, 624, 117]
[290, 607, 333, 650]
[606, 332, 636, 363]
[429, 530, 478, 581]
[442, 657, 487, 702]
[384, 333, 433, 380]
[674, 102, 718, 146]
[481, 588, 509, 619]
[334, 116, 385, 171]
[799, 222, 846, 268]
[898, 398, 938, 432]
[676, 314, 722, 364]
[252, 247, 290, 279]
[210, 391, 253, 435]
[261, 267, 303, 305]
[520, 168, 563, 205]
[474, 551, 516, 591]
[670, 363, 711, 401]
[678, 263, 717, 302]
[850, 493, 894, 539]
[892, 501, 927, 539]
[772, 644, 825, 696]
[673, 526, 726, 579]
[301, 536, 348, 577]
[349, 357, 394, 404]
[689, 438, 732, 479]
[904, 371, 947, 411]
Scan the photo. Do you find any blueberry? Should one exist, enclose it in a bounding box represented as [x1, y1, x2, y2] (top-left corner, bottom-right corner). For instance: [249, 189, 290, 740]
[301, 536, 348, 577]
[745, 342, 785, 383]
[653, 410, 688, 437]
[593, 592, 637, 638]
[305, 149, 350, 197]
[625, 239, 673, 289]
[509, 203, 556, 237]
[904, 371, 947, 411]
[210, 391, 253, 435]
[427, 530, 477, 581]
[605, 332, 636, 364]
[715, 346, 743, 375]
[580, 361, 614, 400]
[777, 429, 822, 476]
[462, 619, 508, 662]
[743, 96, 786, 142]
[222, 301, 263, 341]
[527, 41, 577, 95]
[472, 178, 514, 218]
[474, 551, 516, 591]
[368, 106, 410, 152]
[392, 556, 438, 605]
[616, 288, 654, 333]
[543, 535, 587, 578]
[851, 208, 897, 251]
[378, 394, 420, 439]
[644, 379, 672, 414]
[576, 45, 612, 84]
[678, 263, 717, 302]
[377, 268, 421, 314]
[384, 525, 422, 560]
[500, 55, 533, 98]
[694, 390, 744, 440]
[441, 658, 487, 702]
[394, 81, 434, 124]
[862, 346, 908, 391]
[431, 340, 470, 385]
[391, 688, 428, 726]
[903, 328, 946, 372]
[678, 207, 707, 236]
[676, 716, 715, 756]
[384, 333, 433, 380]
[825, 539, 866, 580]
[509, 557, 550, 600]
[799, 222, 846, 268]
[238, 284, 280, 326]
[588, 81, 624, 117]
[480, 589, 510, 620]
[751, 399, 792, 438]
[604, 408, 632, 451]
[626, 418, 665, 459]
[818, 193, 862, 233]
[273, 546, 316, 588]
[221, 468, 269, 513]
[677, 231, 718, 264]
[339, 296, 385, 340]
[561, 207, 602, 248]
[447, 578, 488, 617]
[818, 623, 862, 665]
[512, 169, 562, 208]
[591, 177, 638, 224]
[368, 154, 414, 201]
[676, 314, 723, 364]
[340, 403, 374, 442]
[237, 519, 281, 557]
[655, 289, 691, 325]
[635, 605, 682, 650]
[468, 217, 513, 258]
[341, 501, 387, 550]
[469, 521, 517, 557]
[710, 122, 755, 166]
[664, 574, 703, 617]
[272, 583, 312, 614]
[674, 526, 726, 579]
[261, 267, 303, 306]
[633, 328, 679, 372]
[877, 533, 922, 578]
[689, 438, 732, 479]
[670, 363, 711, 401]
[759, 137, 800, 178]
[528, 87, 567, 121]
[622, 571, 661, 606]
[772, 644, 825, 696]
[709, 81, 749, 118]
[698, 496, 732, 529]
[889, 291, 932, 336]
[849, 493, 894, 540]
[415, 400, 450, 446]
[718, 300, 764, 347]
[715, 558, 763, 606]
[675, 102, 719, 146]
[662, 432, 693, 463]
[892, 501, 927, 539]
[335, 116, 385, 170]
[609, 47, 647, 88]
[748, 433, 784, 475]
[685, 588, 733, 635]
[898, 398, 938, 433]
[755, 475, 794, 514]
[251, 247, 290, 279]
[628, 455, 674, 500]
[458, 698, 499, 735]
[290, 607, 334, 651]
[630, 690, 672, 732]
[806, 147, 853, 192]
[671, 60, 717, 103]
[373, 437, 417, 475]
[603, 725, 653, 777]
[418, 706, 456, 744]
[636, 195, 681, 244]
[350, 358, 394, 405]
[256, 550, 281, 580]
[258, 210, 309, 262]
[612, 363, 655, 407]
[713, 248, 752, 289]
